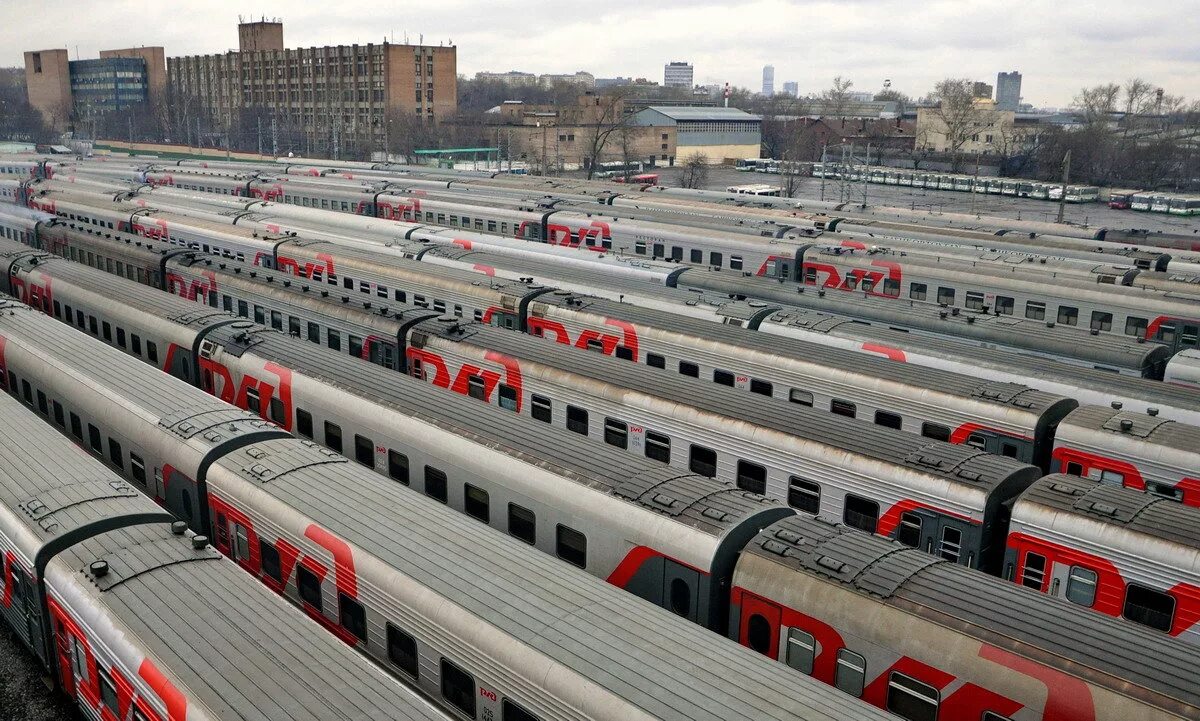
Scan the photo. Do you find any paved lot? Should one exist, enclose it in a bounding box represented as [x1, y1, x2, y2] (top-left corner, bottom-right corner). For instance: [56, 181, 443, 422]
[613, 166, 1200, 235]
[0, 629, 79, 721]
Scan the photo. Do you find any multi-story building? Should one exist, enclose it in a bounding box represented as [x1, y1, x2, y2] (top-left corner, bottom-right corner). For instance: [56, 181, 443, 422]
[761, 65, 774, 96]
[996, 71, 1022, 111]
[538, 71, 595, 88]
[24, 46, 166, 129]
[663, 62, 694, 88]
[782, 81, 798, 97]
[167, 20, 457, 156]
[915, 99, 1026, 156]
[475, 70, 538, 85]
[972, 81, 994, 100]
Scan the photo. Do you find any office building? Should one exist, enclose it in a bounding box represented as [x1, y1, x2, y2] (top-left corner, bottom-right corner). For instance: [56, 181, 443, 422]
[996, 71, 1022, 111]
[538, 71, 595, 88]
[761, 65, 774, 96]
[24, 46, 166, 128]
[663, 61, 694, 88]
[167, 20, 457, 156]
[972, 81, 994, 100]
[782, 81, 798, 97]
[475, 70, 538, 85]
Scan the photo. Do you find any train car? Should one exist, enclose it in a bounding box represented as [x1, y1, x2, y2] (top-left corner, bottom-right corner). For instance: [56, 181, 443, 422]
[1050, 405, 1200, 506]
[0, 296, 893, 721]
[0, 380, 448, 721]
[1166, 349, 1200, 388]
[730, 514, 1200, 720]
[1005, 474, 1200, 644]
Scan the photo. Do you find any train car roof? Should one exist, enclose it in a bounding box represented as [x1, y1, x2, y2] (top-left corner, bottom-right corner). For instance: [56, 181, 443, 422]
[747, 514, 1200, 714]
[1015, 474, 1200, 558]
[531, 289, 1075, 416]
[419, 318, 1040, 495]
[1060, 405, 1200, 453]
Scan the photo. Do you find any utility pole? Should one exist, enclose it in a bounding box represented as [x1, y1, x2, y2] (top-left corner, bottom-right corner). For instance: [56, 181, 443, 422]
[1056, 149, 1071, 224]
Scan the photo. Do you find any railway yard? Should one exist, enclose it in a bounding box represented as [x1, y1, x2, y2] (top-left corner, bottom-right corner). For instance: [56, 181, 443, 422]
[2, 151, 1200, 720]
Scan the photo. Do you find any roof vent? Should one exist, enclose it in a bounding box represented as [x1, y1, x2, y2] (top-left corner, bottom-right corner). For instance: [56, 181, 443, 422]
[951, 307, 960, 316]
[1120, 419, 1134, 432]
[1147, 407, 1159, 416]
[171, 521, 187, 535]
[1111, 401, 1123, 410]
[89, 560, 109, 577]
[966, 316, 975, 324]
[817, 289, 825, 297]
[192, 535, 209, 550]
[939, 311, 948, 319]
[1046, 321, 1055, 328]
[815, 555, 847, 573]
[1090, 329, 1099, 335]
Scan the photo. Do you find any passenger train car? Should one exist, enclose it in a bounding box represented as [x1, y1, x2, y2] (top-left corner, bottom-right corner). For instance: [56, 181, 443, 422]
[1166, 349, 1200, 388]
[0, 378, 448, 721]
[0, 296, 884, 721]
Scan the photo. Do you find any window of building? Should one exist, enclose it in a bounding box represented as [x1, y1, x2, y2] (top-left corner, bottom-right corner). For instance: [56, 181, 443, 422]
[1066, 566, 1098, 607]
[834, 649, 867, 697]
[843, 495, 879, 534]
[1123, 584, 1175, 632]
[531, 394, 552, 423]
[425, 466, 448, 503]
[736, 460, 767, 494]
[387, 624, 419, 678]
[508, 503, 536, 545]
[556, 525, 587, 568]
[689, 445, 717, 477]
[886, 673, 939, 721]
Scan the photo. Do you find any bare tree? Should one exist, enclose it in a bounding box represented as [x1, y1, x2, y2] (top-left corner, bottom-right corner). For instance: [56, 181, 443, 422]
[1074, 83, 1120, 124]
[679, 152, 710, 189]
[1123, 78, 1154, 116]
[580, 88, 636, 179]
[925, 78, 981, 172]
[821, 76, 854, 117]
[873, 88, 911, 117]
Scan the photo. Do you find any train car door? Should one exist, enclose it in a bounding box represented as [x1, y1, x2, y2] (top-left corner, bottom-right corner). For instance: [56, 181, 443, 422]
[662, 561, 701, 623]
[739, 595, 782, 660]
[51, 615, 82, 698]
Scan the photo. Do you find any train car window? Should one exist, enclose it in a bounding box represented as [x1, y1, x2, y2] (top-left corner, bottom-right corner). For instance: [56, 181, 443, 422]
[965, 432, 987, 450]
[604, 418, 629, 449]
[52, 400, 64, 428]
[875, 410, 902, 430]
[746, 613, 772, 654]
[670, 246, 683, 261]
[297, 566, 323, 611]
[834, 649, 867, 697]
[566, 405, 588, 435]
[465, 484, 490, 522]
[36, 390, 47, 415]
[433, 300, 446, 314]
[1058, 306, 1078, 326]
[287, 316, 300, 337]
[730, 255, 744, 271]
[689, 445, 718, 477]
[296, 409, 313, 439]
[502, 700, 540, 721]
[1066, 567, 1098, 607]
[244, 388, 261, 415]
[965, 291, 985, 311]
[652, 243, 665, 258]
[388, 451, 409, 484]
[394, 289, 407, 303]
[354, 435, 374, 467]
[344, 277, 354, 290]
[377, 285, 388, 299]
[52, 299, 61, 318]
[713, 369, 735, 386]
[260, 541, 282, 582]
[88, 424, 102, 453]
[556, 525, 587, 568]
[788, 477, 820, 514]
[635, 240, 646, 255]
[267, 398, 285, 426]
[1021, 552, 1047, 590]
[130, 453, 146, 484]
[843, 495, 879, 534]
[306, 322, 320, 343]
[645, 431, 671, 463]
[679, 361, 699, 378]
[236, 300, 248, 318]
[982, 714, 1014, 721]
[70, 413, 82, 440]
[749, 379, 772, 396]
[339, 593, 368, 642]
[253, 306, 265, 325]
[498, 384, 518, 411]
[222, 295, 233, 312]
[995, 295, 1014, 315]
[614, 345, 634, 361]
[921, 422, 950, 441]
[584, 338, 604, 353]
[831, 399, 856, 418]
[266, 310, 282, 331]
[882, 278, 900, 297]
[467, 375, 487, 400]
[1090, 311, 1113, 332]
[208, 290, 218, 308]
[384, 624, 419, 679]
[1123, 584, 1175, 632]
[886, 672, 939, 721]
[939, 527, 963, 563]
[324, 421, 343, 453]
[350, 336, 365, 358]
[108, 439, 123, 470]
[1063, 461, 1083, 476]
[736, 461, 767, 494]
[1125, 316, 1148, 336]
[131, 334, 141, 355]
[454, 305, 464, 319]
[440, 659, 477, 717]
[508, 503, 536, 545]
[531, 395, 552, 423]
[1024, 301, 1046, 320]
[424, 467, 449, 503]
[63, 304, 72, 322]
[76, 309, 85, 328]
[328, 329, 341, 351]
[785, 628, 816, 674]
[98, 669, 120, 714]
[804, 267, 818, 284]
[936, 287, 955, 305]
[102, 321, 112, 341]
[789, 389, 814, 406]
[690, 249, 703, 263]
[844, 276, 859, 291]
[896, 513, 922, 547]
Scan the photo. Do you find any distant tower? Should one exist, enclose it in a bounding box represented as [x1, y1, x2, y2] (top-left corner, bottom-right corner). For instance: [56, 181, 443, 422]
[782, 81, 798, 97]
[762, 65, 775, 96]
[996, 71, 1022, 111]
[238, 18, 285, 52]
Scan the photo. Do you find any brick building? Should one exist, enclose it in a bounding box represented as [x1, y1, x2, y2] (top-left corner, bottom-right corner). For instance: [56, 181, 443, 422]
[167, 20, 457, 155]
[24, 46, 166, 129]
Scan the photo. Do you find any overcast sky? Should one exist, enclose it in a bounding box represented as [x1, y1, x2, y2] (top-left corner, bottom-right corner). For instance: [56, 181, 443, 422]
[3, 0, 1198, 107]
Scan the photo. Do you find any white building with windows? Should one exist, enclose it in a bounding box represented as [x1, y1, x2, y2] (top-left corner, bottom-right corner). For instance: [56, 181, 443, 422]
[664, 61, 694, 88]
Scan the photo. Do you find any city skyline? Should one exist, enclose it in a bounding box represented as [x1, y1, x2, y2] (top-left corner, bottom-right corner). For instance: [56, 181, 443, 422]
[2, 0, 1199, 107]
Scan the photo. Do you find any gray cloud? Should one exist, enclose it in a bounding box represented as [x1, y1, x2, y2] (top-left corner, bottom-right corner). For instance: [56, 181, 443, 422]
[2, 0, 1198, 107]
